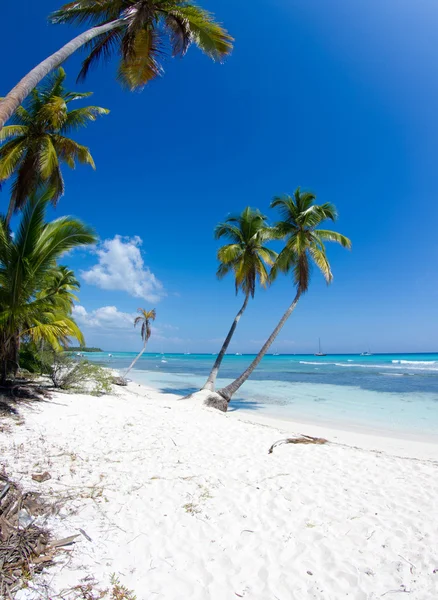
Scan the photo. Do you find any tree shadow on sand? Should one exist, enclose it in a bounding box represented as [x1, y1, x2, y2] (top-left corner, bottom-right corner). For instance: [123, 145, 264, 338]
[228, 398, 260, 412]
[0, 379, 51, 419]
[158, 386, 199, 396]
[154, 386, 261, 412]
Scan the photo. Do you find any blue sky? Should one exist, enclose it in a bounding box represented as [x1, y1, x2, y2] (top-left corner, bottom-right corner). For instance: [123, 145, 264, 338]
[2, 0, 438, 353]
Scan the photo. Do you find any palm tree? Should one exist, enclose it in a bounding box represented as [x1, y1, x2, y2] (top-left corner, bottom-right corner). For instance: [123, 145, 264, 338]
[0, 1, 233, 131]
[124, 308, 157, 377]
[0, 189, 96, 383]
[203, 207, 277, 391]
[207, 188, 351, 410]
[0, 68, 108, 225]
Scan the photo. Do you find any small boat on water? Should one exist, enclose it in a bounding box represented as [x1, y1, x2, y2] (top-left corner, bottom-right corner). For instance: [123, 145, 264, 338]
[360, 350, 373, 356]
[314, 338, 326, 357]
[235, 352, 242, 356]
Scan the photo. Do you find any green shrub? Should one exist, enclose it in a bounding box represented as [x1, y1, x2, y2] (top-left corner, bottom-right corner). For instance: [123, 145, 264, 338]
[48, 353, 113, 395]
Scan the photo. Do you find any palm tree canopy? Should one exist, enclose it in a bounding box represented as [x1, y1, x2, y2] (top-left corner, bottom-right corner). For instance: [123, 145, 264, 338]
[270, 187, 352, 293]
[0, 68, 109, 214]
[0, 189, 96, 351]
[134, 308, 156, 342]
[215, 206, 277, 298]
[50, 0, 233, 89]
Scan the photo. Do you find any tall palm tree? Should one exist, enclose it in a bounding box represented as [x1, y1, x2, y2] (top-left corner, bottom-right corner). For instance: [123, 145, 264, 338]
[210, 188, 351, 408]
[0, 189, 97, 383]
[0, 68, 108, 225]
[0, 1, 233, 131]
[124, 308, 157, 377]
[203, 207, 277, 391]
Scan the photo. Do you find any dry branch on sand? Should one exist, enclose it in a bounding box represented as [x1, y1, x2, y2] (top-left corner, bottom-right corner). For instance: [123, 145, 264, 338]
[268, 435, 328, 454]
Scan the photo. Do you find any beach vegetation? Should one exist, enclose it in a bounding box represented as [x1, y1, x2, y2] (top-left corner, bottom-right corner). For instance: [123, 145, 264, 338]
[124, 308, 157, 377]
[69, 346, 103, 353]
[0, 189, 96, 384]
[48, 352, 113, 395]
[0, 68, 108, 224]
[0, 1, 233, 132]
[205, 188, 352, 409]
[203, 207, 277, 391]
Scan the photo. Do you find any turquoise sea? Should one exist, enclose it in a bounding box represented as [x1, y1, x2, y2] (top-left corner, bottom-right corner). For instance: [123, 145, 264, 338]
[84, 352, 438, 440]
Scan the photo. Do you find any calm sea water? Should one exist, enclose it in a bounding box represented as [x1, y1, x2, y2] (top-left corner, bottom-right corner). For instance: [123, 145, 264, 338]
[83, 352, 438, 439]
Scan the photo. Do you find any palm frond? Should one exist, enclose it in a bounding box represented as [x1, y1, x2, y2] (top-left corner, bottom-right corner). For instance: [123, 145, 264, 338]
[308, 245, 332, 284]
[165, 5, 233, 61]
[76, 27, 125, 82]
[314, 229, 352, 249]
[0, 126, 28, 142]
[52, 135, 96, 169]
[0, 139, 27, 181]
[62, 106, 110, 133]
[50, 0, 122, 26]
[39, 136, 59, 179]
[117, 29, 163, 89]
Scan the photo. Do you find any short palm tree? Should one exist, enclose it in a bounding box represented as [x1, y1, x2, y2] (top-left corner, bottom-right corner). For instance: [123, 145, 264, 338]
[0, 189, 97, 383]
[211, 188, 352, 408]
[124, 308, 157, 377]
[0, 1, 233, 131]
[0, 68, 108, 225]
[203, 207, 277, 391]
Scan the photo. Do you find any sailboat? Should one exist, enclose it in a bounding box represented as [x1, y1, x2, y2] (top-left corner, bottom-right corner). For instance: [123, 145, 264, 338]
[360, 347, 373, 356]
[314, 338, 326, 356]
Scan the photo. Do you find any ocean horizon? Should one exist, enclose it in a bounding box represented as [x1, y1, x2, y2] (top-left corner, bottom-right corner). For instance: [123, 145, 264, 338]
[83, 351, 438, 440]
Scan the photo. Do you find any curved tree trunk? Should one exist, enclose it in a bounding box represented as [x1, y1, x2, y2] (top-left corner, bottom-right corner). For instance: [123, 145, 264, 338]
[124, 341, 147, 378]
[0, 19, 124, 132]
[203, 292, 250, 392]
[218, 289, 302, 402]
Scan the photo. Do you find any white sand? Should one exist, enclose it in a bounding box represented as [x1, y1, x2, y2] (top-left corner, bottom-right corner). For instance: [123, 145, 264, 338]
[1, 381, 438, 599]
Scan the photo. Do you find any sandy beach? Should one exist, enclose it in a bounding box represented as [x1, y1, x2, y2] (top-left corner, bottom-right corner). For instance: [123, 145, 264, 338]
[1, 381, 438, 600]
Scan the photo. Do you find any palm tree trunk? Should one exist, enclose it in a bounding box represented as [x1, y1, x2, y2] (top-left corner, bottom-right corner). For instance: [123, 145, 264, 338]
[218, 289, 302, 401]
[203, 292, 250, 391]
[0, 20, 124, 132]
[124, 341, 147, 378]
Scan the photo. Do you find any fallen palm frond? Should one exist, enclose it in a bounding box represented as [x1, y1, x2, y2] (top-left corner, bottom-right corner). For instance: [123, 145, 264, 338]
[268, 435, 328, 454]
[0, 472, 54, 597]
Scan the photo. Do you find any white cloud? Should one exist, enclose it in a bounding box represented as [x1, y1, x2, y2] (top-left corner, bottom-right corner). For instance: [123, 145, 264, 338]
[73, 305, 179, 342]
[73, 305, 136, 330]
[81, 235, 165, 302]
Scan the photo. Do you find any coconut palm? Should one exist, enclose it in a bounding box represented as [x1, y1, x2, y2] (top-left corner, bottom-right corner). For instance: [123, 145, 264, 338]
[0, 189, 96, 383]
[203, 207, 277, 391]
[0, 1, 233, 131]
[124, 308, 157, 377]
[0, 68, 108, 225]
[209, 188, 351, 408]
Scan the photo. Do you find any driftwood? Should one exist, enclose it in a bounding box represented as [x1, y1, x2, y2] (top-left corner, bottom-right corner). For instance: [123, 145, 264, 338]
[268, 435, 328, 454]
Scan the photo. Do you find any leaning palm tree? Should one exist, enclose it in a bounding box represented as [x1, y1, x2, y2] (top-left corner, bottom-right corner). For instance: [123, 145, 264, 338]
[0, 68, 108, 225]
[0, 189, 96, 383]
[202, 207, 277, 391]
[124, 308, 157, 377]
[201, 188, 352, 411]
[0, 1, 233, 131]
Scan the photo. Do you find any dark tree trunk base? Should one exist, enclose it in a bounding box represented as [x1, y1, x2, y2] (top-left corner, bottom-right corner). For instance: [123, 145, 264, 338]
[180, 389, 229, 412]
